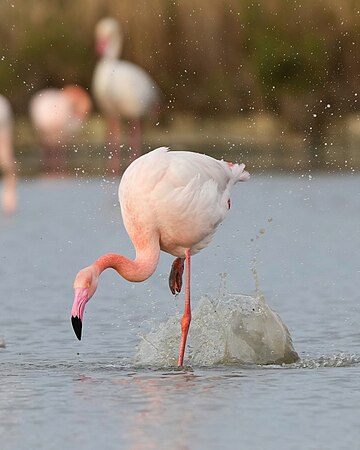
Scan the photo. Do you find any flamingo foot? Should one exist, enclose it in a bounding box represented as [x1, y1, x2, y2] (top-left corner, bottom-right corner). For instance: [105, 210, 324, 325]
[169, 257, 185, 295]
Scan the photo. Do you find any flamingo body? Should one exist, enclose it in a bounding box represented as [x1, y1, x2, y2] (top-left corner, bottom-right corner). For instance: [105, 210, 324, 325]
[30, 85, 91, 144]
[71, 147, 249, 365]
[0, 95, 16, 214]
[120, 147, 248, 257]
[0, 95, 12, 128]
[29, 85, 91, 172]
[93, 59, 158, 120]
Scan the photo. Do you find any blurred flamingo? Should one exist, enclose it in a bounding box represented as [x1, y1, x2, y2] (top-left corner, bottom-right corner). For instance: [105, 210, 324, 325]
[29, 85, 92, 174]
[93, 17, 160, 172]
[71, 147, 250, 366]
[0, 95, 17, 215]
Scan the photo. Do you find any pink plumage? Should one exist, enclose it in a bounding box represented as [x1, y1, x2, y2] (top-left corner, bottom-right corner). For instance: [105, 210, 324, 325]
[120, 148, 249, 257]
[71, 147, 249, 366]
[0, 94, 16, 215]
[92, 17, 160, 171]
[29, 85, 91, 173]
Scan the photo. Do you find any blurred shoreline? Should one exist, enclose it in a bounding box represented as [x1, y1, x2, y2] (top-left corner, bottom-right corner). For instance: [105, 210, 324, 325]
[13, 113, 360, 176]
[1, 1, 359, 176]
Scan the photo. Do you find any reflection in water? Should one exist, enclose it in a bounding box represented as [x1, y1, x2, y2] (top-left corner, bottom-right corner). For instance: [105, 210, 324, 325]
[0, 355, 359, 450]
[74, 371, 203, 450]
[71, 352, 360, 450]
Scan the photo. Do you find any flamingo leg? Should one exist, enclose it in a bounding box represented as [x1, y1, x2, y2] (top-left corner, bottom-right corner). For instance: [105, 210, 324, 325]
[169, 257, 185, 294]
[178, 249, 191, 367]
[106, 116, 122, 174]
[1, 171, 16, 215]
[44, 144, 67, 174]
[128, 119, 142, 162]
[0, 137, 16, 214]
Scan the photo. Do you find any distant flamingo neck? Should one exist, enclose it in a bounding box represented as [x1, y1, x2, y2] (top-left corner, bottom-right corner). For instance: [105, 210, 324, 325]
[93, 246, 160, 283]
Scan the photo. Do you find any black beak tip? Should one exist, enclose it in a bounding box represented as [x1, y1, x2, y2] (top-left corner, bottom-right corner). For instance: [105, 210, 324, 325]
[71, 316, 82, 341]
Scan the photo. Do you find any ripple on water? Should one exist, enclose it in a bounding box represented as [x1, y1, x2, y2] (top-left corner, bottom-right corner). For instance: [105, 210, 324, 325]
[294, 353, 360, 369]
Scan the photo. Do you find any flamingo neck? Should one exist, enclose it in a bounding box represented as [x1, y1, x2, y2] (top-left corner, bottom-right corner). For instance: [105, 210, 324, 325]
[102, 39, 122, 60]
[93, 242, 160, 283]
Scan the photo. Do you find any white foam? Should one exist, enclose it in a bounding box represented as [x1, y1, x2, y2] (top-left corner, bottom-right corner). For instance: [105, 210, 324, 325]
[135, 284, 299, 367]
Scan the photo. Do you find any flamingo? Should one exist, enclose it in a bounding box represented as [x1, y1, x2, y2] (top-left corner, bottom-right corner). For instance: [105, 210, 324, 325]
[29, 85, 92, 174]
[0, 95, 17, 215]
[92, 17, 160, 172]
[71, 147, 250, 366]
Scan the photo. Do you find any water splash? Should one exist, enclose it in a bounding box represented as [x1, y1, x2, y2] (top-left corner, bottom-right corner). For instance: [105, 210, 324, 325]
[293, 353, 360, 369]
[134, 274, 299, 367]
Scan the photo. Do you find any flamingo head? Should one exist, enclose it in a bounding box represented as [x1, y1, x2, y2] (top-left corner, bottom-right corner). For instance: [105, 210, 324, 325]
[95, 17, 123, 59]
[71, 265, 99, 340]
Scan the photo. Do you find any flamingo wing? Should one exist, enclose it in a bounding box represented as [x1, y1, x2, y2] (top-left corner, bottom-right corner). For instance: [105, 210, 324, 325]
[119, 148, 248, 257]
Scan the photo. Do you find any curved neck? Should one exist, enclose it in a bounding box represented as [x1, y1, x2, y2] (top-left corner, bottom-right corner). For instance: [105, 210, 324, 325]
[102, 37, 122, 60]
[93, 240, 160, 283]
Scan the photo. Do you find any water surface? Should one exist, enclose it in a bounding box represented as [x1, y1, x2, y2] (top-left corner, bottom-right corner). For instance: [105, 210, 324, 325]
[0, 174, 359, 450]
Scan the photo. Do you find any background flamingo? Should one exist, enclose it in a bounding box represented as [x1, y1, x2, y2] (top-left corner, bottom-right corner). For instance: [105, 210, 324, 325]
[71, 147, 250, 366]
[29, 85, 92, 174]
[93, 17, 160, 172]
[0, 95, 17, 215]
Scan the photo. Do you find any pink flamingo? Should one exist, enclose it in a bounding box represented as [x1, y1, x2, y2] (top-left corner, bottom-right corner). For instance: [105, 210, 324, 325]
[93, 17, 160, 172]
[0, 95, 17, 215]
[29, 85, 92, 174]
[71, 147, 250, 366]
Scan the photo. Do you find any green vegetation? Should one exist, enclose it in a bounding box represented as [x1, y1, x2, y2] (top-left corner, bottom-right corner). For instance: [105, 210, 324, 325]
[0, 0, 359, 167]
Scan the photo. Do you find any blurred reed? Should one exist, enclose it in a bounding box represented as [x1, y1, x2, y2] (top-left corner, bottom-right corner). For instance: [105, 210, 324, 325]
[0, 0, 359, 168]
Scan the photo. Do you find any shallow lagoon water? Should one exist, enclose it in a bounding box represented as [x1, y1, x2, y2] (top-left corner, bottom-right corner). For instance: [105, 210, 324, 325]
[0, 173, 359, 450]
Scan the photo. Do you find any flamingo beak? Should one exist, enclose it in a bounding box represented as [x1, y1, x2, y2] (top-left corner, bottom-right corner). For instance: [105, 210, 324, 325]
[71, 316, 82, 340]
[71, 288, 89, 341]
